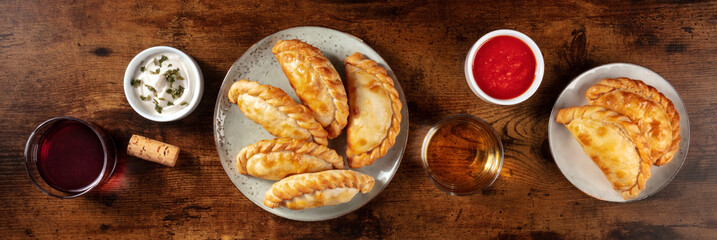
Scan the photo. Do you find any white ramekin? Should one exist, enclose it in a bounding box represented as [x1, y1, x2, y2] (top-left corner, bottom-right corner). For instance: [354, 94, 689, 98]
[464, 29, 544, 105]
[124, 46, 204, 122]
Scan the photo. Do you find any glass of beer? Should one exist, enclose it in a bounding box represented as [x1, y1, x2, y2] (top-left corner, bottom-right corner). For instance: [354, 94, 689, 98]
[421, 115, 504, 195]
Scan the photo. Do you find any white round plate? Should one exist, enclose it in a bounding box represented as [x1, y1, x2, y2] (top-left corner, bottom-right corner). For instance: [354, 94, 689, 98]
[548, 63, 690, 202]
[213, 26, 409, 220]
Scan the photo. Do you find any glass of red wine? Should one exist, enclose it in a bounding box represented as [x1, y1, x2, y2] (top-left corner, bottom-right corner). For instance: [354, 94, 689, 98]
[24, 117, 117, 198]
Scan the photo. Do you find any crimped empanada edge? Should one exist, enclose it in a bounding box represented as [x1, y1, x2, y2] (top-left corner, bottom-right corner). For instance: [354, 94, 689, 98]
[585, 77, 681, 166]
[272, 39, 349, 140]
[263, 170, 375, 209]
[344, 52, 403, 169]
[228, 79, 329, 145]
[236, 138, 344, 176]
[556, 105, 651, 200]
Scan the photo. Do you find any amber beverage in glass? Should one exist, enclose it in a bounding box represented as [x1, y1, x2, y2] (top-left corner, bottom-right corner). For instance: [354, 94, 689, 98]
[421, 115, 503, 195]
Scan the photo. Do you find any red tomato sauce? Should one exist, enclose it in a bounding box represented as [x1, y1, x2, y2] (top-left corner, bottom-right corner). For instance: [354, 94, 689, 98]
[472, 35, 536, 100]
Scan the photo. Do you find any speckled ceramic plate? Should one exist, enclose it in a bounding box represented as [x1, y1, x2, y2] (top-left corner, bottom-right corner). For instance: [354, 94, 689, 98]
[213, 26, 409, 221]
[548, 63, 690, 202]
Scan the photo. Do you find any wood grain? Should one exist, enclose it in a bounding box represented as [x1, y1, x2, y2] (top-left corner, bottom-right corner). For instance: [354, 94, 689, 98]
[1, 0, 717, 239]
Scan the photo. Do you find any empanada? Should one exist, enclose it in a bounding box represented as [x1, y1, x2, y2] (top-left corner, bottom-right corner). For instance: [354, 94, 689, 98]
[228, 79, 328, 145]
[272, 39, 349, 139]
[586, 77, 680, 166]
[556, 105, 651, 200]
[236, 138, 344, 180]
[344, 52, 402, 168]
[264, 170, 375, 210]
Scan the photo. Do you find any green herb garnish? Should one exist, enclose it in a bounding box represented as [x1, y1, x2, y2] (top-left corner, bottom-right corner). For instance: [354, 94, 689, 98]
[168, 64, 172, 67]
[139, 95, 149, 101]
[130, 79, 142, 87]
[166, 88, 179, 99]
[173, 85, 185, 99]
[152, 99, 163, 113]
[140, 66, 146, 72]
[153, 58, 159, 66]
[158, 97, 165, 101]
[167, 101, 174, 106]
[145, 84, 157, 92]
[158, 55, 168, 67]
[149, 68, 160, 75]
[145, 84, 158, 96]
[180, 101, 188, 106]
[166, 85, 184, 99]
[163, 68, 182, 87]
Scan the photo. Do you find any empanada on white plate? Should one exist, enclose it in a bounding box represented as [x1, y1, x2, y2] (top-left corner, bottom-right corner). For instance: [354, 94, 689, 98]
[586, 77, 680, 166]
[272, 39, 349, 139]
[228, 79, 328, 145]
[236, 138, 344, 180]
[556, 105, 652, 200]
[344, 52, 402, 168]
[264, 170, 375, 210]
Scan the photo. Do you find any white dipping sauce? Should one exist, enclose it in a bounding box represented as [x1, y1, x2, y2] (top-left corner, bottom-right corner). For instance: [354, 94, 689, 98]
[131, 53, 194, 115]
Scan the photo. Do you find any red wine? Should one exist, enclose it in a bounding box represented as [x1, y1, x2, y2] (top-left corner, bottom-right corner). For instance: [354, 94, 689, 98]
[37, 120, 105, 193]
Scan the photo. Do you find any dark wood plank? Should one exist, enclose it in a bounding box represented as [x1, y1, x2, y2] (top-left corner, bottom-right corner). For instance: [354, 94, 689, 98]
[1, 0, 716, 239]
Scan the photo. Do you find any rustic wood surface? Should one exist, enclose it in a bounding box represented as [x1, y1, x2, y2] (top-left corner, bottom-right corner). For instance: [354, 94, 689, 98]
[1, 0, 716, 239]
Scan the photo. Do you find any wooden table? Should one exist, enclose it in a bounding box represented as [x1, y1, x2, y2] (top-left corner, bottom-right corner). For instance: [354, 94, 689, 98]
[1, 1, 716, 239]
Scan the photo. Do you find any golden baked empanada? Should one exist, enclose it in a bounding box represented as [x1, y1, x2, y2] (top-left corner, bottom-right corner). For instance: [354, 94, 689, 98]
[344, 52, 402, 168]
[586, 77, 680, 166]
[228, 79, 328, 145]
[556, 106, 651, 200]
[272, 39, 349, 139]
[236, 138, 344, 180]
[264, 170, 375, 210]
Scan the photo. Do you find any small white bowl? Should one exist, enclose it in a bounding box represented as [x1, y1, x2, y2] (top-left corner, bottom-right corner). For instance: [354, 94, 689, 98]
[464, 29, 544, 105]
[124, 46, 204, 122]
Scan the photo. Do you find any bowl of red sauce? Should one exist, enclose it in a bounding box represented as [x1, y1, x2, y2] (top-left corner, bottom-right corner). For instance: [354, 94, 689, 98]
[465, 29, 544, 105]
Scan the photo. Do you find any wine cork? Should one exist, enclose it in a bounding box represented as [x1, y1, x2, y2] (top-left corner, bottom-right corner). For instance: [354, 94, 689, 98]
[127, 135, 180, 167]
